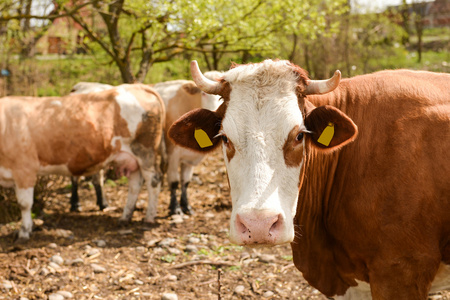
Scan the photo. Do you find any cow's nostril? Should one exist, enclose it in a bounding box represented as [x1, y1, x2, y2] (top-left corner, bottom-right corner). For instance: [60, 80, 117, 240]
[235, 212, 285, 243]
[269, 214, 282, 236]
[236, 214, 249, 234]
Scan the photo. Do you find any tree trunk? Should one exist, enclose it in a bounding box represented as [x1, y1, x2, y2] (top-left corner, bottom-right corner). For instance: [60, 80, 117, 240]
[400, 0, 411, 45]
[343, 0, 352, 77]
[241, 50, 250, 64]
[117, 60, 135, 83]
[415, 18, 423, 63]
[288, 33, 298, 63]
[303, 43, 311, 75]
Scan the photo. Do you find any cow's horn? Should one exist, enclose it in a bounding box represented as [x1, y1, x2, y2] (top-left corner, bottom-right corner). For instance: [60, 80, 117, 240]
[305, 70, 341, 95]
[190, 60, 223, 95]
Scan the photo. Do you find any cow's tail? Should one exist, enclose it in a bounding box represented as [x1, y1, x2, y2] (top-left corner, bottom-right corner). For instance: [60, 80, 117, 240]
[159, 131, 168, 177]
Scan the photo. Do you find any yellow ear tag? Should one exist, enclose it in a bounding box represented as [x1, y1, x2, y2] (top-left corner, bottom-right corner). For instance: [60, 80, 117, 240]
[317, 122, 334, 146]
[194, 128, 213, 148]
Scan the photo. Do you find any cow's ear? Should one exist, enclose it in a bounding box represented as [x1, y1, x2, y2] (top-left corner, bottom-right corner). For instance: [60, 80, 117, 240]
[304, 105, 358, 152]
[168, 108, 222, 153]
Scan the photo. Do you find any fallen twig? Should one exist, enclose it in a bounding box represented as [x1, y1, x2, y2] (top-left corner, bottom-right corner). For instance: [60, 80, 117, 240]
[218, 268, 223, 300]
[169, 260, 236, 269]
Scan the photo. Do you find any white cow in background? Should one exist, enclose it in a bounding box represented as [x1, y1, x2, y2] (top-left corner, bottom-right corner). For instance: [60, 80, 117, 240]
[69, 71, 222, 216]
[153, 73, 222, 215]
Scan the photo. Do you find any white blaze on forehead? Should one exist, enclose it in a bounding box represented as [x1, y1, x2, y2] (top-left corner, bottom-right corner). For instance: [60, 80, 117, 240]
[115, 86, 146, 136]
[221, 60, 306, 243]
[222, 87, 303, 205]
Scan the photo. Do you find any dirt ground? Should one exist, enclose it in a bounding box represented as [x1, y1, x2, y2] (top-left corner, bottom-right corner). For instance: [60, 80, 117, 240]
[0, 150, 449, 300]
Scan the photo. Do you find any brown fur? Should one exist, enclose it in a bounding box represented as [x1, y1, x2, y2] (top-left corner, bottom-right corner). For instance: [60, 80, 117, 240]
[182, 82, 202, 95]
[168, 108, 223, 153]
[282, 125, 305, 167]
[293, 70, 450, 298]
[224, 138, 236, 161]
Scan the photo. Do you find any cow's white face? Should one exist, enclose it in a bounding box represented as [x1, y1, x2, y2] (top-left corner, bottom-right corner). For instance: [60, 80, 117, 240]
[220, 64, 305, 245]
[168, 59, 357, 247]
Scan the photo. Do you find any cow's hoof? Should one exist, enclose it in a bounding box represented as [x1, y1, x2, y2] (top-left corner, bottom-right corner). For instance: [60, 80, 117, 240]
[70, 206, 82, 212]
[181, 205, 194, 215]
[168, 205, 182, 216]
[14, 231, 30, 244]
[98, 203, 109, 211]
[117, 218, 131, 227]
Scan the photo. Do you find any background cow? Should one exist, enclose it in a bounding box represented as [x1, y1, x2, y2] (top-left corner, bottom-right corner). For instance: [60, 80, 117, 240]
[153, 75, 221, 215]
[169, 60, 450, 299]
[0, 84, 165, 241]
[70, 75, 221, 216]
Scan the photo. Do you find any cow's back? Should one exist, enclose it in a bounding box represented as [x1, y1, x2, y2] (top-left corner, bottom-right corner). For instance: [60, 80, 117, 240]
[0, 93, 122, 180]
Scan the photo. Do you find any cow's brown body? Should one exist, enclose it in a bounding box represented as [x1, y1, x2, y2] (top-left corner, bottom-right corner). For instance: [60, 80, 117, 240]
[293, 70, 450, 298]
[0, 84, 165, 240]
[169, 61, 450, 299]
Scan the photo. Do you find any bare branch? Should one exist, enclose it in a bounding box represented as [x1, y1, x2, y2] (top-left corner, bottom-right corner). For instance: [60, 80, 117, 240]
[125, 32, 137, 60]
[0, 1, 93, 22]
[169, 260, 237, 269]
[63, 6, 115, 60]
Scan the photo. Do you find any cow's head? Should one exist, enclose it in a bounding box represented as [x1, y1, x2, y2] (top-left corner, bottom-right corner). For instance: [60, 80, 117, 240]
[169, 60, 357, 246]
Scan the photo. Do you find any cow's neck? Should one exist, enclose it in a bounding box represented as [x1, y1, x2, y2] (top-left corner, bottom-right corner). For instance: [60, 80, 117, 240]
[291, 87, 355, 296]
[293, 147, 351, 296]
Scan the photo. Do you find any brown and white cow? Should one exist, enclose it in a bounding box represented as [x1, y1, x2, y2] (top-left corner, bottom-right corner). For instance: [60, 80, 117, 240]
[0, 84, 165, 241]
[169, 60, 450, 299]
[153, 78, 221, 215]
[70, 78, 221, 216]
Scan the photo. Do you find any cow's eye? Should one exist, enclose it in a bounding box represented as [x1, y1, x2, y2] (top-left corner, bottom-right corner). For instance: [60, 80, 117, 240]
[296, 132, 304, 141]
[222, 135, 229, 144]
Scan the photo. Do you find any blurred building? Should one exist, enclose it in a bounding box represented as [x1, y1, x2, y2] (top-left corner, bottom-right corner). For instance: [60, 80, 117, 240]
[423, 0, 450, 27]
[36, 2, 105, 55]
[387, 0, 450, 28]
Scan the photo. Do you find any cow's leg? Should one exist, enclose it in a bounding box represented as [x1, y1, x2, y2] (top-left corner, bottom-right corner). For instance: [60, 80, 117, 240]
[167, 151, 181, 215]
[70, 176, 81, 212]
[119, 170, 143, 223]
[92, 171, 108, 210]
[142, 168, 162, 223]
[15, 187, 35, 241]
[180, 162, 194, 215]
